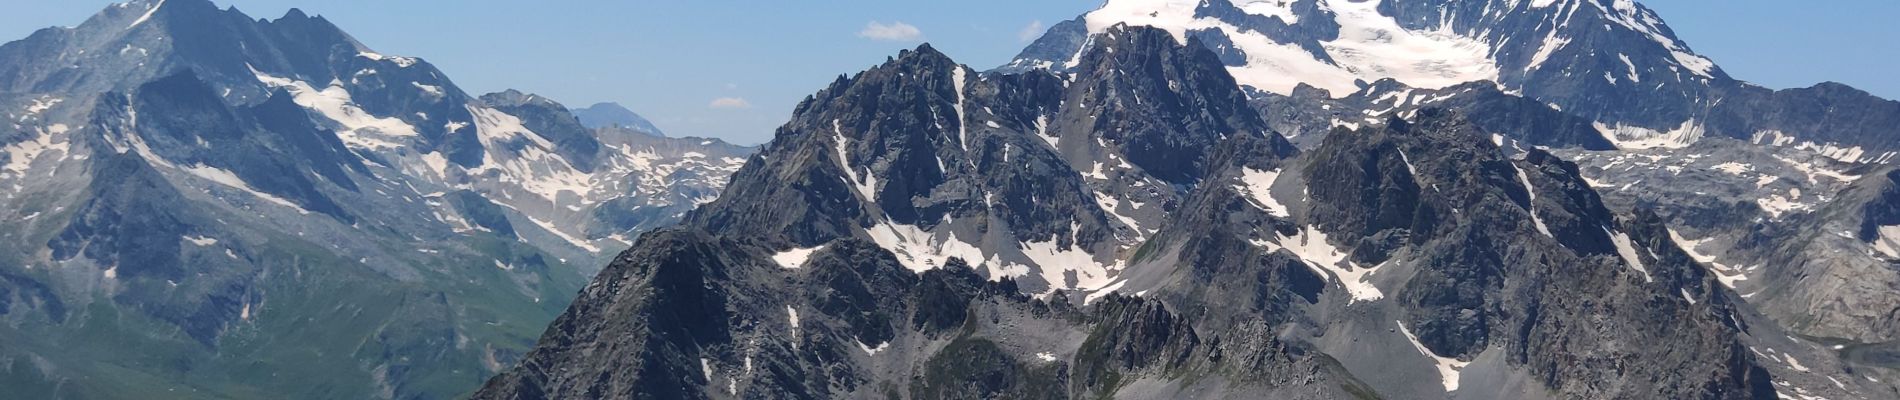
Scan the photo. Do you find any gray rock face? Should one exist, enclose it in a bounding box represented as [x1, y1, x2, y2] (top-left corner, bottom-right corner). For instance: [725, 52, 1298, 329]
[1008, 5, 1900, 392]
[476, 24, 1862, 398]
[687, 27, 1289, 294]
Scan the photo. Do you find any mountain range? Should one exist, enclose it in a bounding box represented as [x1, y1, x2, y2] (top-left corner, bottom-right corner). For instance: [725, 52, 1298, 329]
[3, 0, 1898, 399]
[475, 0, 1900, 399]
[0, 0, 749, 398]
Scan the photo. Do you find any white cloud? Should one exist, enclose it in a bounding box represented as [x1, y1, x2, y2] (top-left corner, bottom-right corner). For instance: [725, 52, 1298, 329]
[709, 97, 752, 109]
[859, 21, 923, 42]
[1018, 20, 1045, 42]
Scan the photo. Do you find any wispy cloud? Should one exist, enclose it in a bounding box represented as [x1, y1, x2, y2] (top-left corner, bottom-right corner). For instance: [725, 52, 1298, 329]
[709, 97, 752, 109]
[859, 21, 923, 42]
[1017, 20, 1045, 42]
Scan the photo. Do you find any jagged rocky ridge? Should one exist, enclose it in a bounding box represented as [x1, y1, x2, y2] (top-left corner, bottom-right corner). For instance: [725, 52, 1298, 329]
[1011, 0, 1900, 159]
[476, 25, 1870, 398]
[1008, 0, 1900, 392]
[0, 1, 752, 398]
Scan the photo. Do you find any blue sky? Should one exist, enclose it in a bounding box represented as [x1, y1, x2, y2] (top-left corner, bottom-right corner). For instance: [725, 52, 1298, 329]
[1, 1, 1895, 145]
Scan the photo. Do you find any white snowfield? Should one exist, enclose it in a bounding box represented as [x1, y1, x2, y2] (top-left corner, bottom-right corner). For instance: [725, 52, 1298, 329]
[771, 246, 825, 269]
[254, 67, 420, 151]
[1235, 167, 1291, 218]
[1083, 0, 1499, 96]
[1066, 0, 1721, 110]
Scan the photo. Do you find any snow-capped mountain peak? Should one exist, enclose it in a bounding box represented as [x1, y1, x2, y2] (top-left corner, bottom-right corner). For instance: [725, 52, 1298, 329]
[1069, 0, 1501, 96]
[1019, 0, 1728, 99]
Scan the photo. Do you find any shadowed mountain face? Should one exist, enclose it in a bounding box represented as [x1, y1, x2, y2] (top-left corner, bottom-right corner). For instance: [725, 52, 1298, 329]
[473, 25, 1841, 399]
[0, 1, 753, 398]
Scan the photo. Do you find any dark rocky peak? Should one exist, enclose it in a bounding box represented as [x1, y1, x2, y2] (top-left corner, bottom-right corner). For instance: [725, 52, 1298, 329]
[690, 44, 1127, 291]
[1065, 24, 1280, 186]
[783, 43, 980, 221]
[1281, 110, 1778, 398]
[691, 43, 976, 235]
[118, 0, 229, 30]
[1298, 109, 1628, 265]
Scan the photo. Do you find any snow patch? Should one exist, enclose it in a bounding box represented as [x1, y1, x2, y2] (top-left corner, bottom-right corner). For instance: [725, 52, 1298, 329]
[410, 82, 445, 97]
[1711, 162, 1751, 176]
[866, 219, 990, 274]
[786, 305, 801, 350]
[1093, 192, 1146, 236]
[1607, 228, 1653, 283]
[771, 245, 825, 269]
[1756, 190, 1810, 219]
[1668, 229, 1748, 288]
[182, 164, 311, 214]
[1234, 0, 1299, 23]
[1019, 233, 1122, 294]
[254, 67, 419, 150]
[1772, 155, 1860, 184]
[1397, 320, 1469, 392]
[1, 124, 73, 176]
[1234, 168, 1291, 218]
[459, 105, 604, 217]
[1595, 119, 1703, 150]
[183, 236, 218, 246]
[1083, 279, 1127, 305]
[357, 52, 419, 68]
[833, 120, 879, 204]
[854, 340, 890, 356]
[127, 0, 167, 29]
[1512, 164, 1553, 238]
[1255, 226, 1383, 302]
[951, 67, 970, 151]
[1871, 225, 1900, 260]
